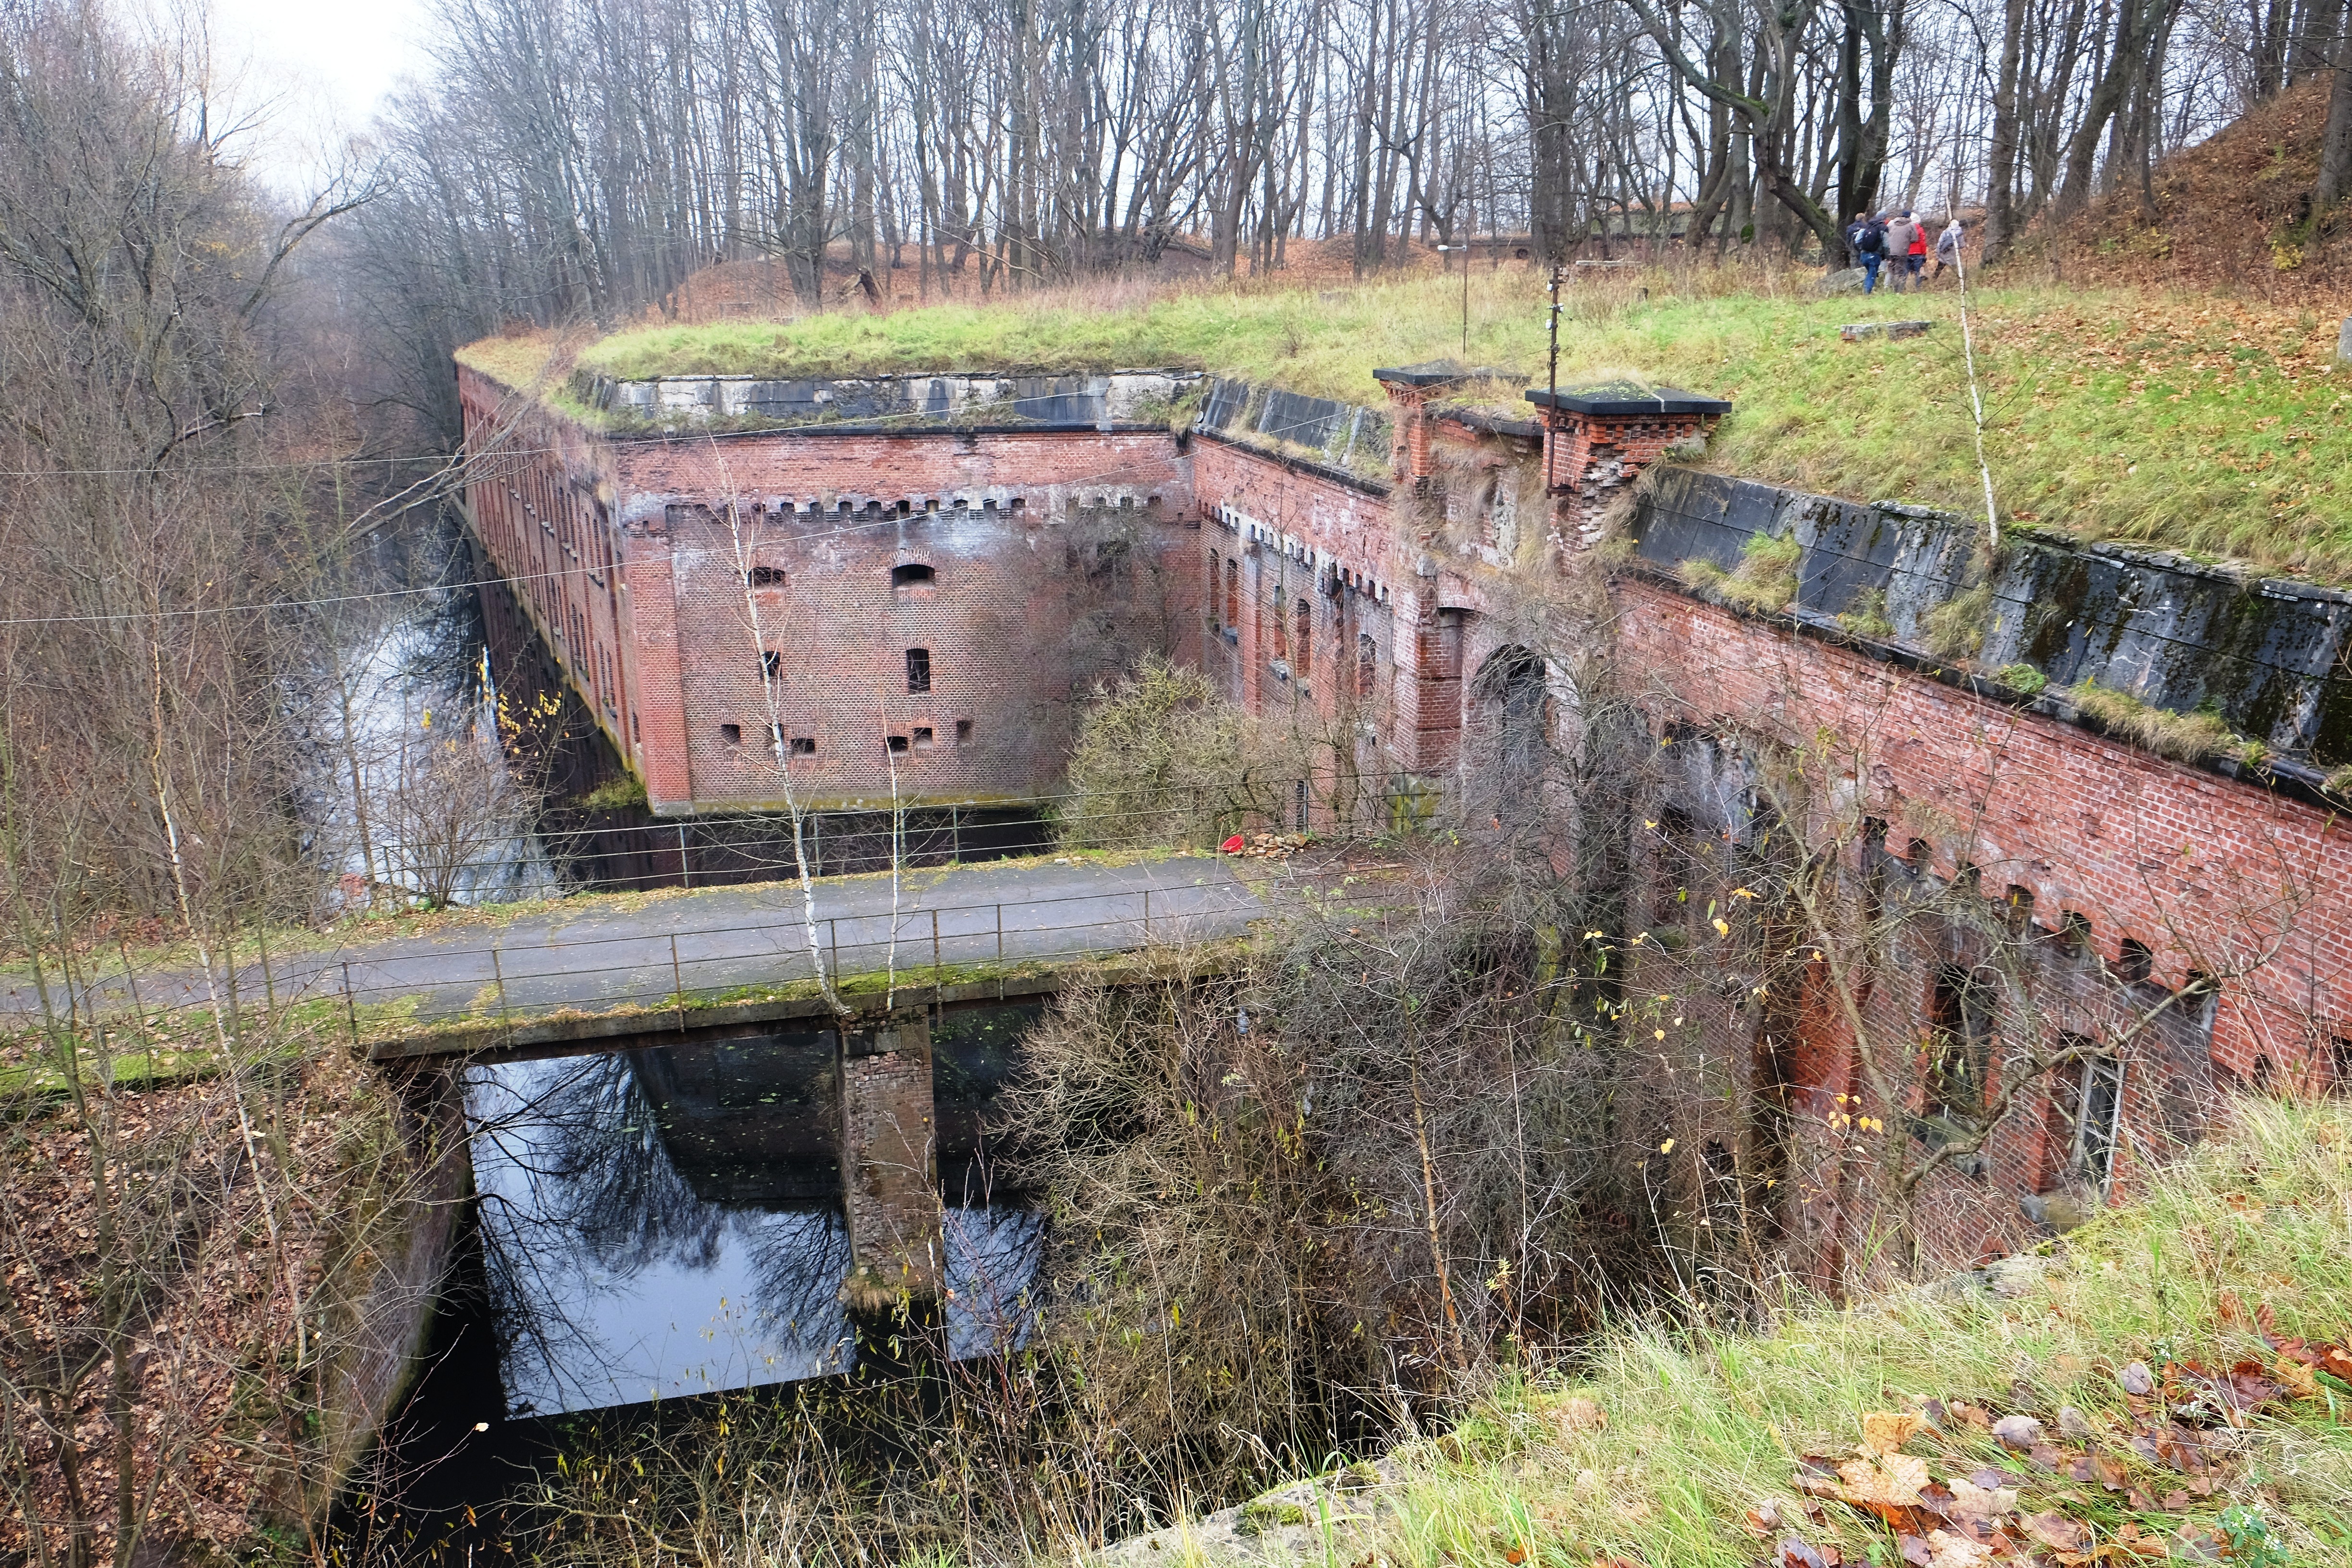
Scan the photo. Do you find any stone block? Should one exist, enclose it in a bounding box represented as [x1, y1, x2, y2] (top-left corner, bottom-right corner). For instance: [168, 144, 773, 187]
[1840, 320, 1934, 341]
[1813, 267, 1869, 295]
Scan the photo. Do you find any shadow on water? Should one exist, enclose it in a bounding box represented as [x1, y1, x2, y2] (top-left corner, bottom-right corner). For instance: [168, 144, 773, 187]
[336, 1005, 1042, 1563]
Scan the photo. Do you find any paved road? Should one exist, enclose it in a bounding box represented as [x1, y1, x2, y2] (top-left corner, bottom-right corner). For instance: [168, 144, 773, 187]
[5, 858, 1264, 1035]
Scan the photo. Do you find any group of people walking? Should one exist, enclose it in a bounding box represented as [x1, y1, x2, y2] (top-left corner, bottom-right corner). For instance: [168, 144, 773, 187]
[1845, 210, 1966, 294]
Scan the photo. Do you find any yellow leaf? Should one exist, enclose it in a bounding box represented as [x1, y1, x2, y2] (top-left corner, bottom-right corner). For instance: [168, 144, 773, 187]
[1859, 1411, 1925, 1456]
[1659, 1138, 1675, 1154]
[1713, 918, 1731, 937]
[1837, 1452, 1928, 1505]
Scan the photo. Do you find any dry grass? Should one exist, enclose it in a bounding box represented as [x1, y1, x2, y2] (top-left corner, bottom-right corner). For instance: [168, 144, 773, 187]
[1681, 532, 1802, 613]
[2063, 682, 2244, 761]
[1332, 1094, 2352, 1568]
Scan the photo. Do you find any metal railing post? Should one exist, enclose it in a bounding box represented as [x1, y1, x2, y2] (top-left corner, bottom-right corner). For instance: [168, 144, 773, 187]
[670, 934, 685, 1031]
[1142, 887, 1151, 941]
[829, 919, 840, 984]
[995, 902, 1004, 964]
[932, 907, 942, 988]
[342, 962, 359, 1052]
[490, 941, 512, 1030]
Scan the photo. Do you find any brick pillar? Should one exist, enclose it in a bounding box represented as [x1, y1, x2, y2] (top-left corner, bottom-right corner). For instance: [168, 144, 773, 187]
[1383, 384, 1435, 481]
[617, 529, 695, 812]
[1526, 385, 1729, 552]
[837, 1010, 944, 1314]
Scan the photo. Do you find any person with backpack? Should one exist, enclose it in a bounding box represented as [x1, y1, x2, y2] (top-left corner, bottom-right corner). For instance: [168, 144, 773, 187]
[1849, 211, 1886, 294]
[1882, 211, 1918, 292]
[1901, 210, 1928, 288]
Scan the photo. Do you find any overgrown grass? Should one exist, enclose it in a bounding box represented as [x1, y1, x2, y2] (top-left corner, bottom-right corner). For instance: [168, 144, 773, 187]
[1351, 1095, 2352, 1568]
[1681, 531, 1802, 612]
[464, 270, 2352, 580]
[2064, 681, 2246, 761]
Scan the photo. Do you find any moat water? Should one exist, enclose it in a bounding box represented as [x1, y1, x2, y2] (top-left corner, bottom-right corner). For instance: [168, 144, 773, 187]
[325, 522, 1053, 1550]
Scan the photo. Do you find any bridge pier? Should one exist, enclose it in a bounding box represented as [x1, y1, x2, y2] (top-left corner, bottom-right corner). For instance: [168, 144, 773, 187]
[836, 1009, 945, 1314]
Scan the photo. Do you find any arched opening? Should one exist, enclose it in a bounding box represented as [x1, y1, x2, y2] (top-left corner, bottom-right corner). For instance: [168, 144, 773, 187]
[891, 562, 935, 589]
[1464, 645, 1550, 822]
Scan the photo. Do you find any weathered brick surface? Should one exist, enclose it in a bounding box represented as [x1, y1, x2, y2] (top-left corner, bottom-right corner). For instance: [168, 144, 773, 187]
[839, 1014, 945, 1302]
[462, 359, 2348, 1272]
[460, 368, 1195, 813]
[1614, 574, 2349, 1269]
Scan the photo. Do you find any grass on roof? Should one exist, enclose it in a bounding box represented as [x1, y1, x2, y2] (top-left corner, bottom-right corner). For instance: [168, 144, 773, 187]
[459, 269, 2352, 580]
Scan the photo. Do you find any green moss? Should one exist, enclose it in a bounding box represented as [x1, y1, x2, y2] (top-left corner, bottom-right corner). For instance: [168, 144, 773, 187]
[1995, 661, 2049, 697]
[1680, 532, 1801, 613]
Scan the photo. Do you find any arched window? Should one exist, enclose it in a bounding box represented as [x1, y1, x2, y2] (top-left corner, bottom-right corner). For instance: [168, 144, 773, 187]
[1294, 595, 1311, 676]
[892, 562, 935, 588]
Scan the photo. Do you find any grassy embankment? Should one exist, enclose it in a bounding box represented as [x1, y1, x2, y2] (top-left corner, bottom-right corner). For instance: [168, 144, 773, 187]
[463, 270, 2352, 580]
[1192, 1095, 2352, 1568]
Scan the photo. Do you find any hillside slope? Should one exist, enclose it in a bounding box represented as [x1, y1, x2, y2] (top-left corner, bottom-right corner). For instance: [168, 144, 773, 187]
[2032, 75, 2352, 292]
[1125, 1096, 2352, 1568]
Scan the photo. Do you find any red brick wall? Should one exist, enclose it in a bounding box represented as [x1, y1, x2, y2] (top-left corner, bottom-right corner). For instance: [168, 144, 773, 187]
[457, 377, 1197, 813]
[1614, 573, 2352, 1270]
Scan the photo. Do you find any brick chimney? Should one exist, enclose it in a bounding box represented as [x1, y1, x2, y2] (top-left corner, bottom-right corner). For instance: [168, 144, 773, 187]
[1524, 380, 1730, 550]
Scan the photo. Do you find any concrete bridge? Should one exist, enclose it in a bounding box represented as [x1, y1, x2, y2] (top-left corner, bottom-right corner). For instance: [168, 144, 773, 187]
[6, 855, 1264, 1053]
[6, 857, 1268, 1318]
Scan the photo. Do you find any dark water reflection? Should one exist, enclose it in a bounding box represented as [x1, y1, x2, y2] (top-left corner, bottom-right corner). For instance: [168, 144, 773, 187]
[467, 1030, 1041, 1417]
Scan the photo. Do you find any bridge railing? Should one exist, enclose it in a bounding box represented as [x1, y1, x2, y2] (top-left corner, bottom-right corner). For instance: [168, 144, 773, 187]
[14, 880, 1281, 1054]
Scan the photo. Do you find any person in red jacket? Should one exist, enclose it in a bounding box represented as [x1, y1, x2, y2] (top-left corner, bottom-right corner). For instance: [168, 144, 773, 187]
[1902, 210, 1928, 289]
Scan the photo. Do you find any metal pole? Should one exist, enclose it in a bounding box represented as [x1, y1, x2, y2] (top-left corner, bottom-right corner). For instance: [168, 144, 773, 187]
[678, 822, 691, 889]
[670, 933, 685, 1031]
[490, 942, 511, 1029]
[995, 903, 1004, 964]
[1142, 887, 1151, 941]
[829, 919, 840, 984]
[342, 962, 359, 1051]
[1460, 239, 1470, 357]
[932, 907, 942, 987]
[1544, 266, 1563, 494]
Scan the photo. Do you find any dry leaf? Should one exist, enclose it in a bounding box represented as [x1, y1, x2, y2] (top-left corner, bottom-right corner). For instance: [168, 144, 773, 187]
[1992, 1415, 2043, 1452]
[1557, 1396, 1607, 1433]
[1862, 1412, 1927, 1456]
[1838, 1452, 1930, 1506]
[1924, 1529, 1996, 1568]
[1780, 1539, 1831, 1568]
[1946, 1477, 2018, 1522]
[2272, 1357, 2321, 1400]
[2026, 1514, 2091, 1553]
[2119, 1362, 2155, 1396]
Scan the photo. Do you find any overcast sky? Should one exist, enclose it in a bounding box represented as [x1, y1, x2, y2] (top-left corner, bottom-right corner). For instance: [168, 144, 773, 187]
[208, 0, 432, 192]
